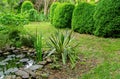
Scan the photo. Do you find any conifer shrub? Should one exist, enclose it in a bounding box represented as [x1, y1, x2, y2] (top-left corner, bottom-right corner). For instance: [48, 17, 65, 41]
[50, 2, 60, 24]
[21, 1, 34, 13]
[94, 0, 120, 37]
[28, 9, 38, 21]
[72, 2, 95, 34]
[53, 3, 74, 28]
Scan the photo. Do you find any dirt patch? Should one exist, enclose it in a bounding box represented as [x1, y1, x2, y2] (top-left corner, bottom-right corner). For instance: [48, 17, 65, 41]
[39, 55, 98, 79]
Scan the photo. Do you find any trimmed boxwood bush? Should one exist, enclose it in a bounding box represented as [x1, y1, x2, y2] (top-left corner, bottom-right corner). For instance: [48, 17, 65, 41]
[21, 1, 34, 13]
[94, 0, 120, 37]
[53, 3, 74, 28]
[50, 2, 60, 24]
[72, 3, 95, 34]
[28, 9, 38, 21]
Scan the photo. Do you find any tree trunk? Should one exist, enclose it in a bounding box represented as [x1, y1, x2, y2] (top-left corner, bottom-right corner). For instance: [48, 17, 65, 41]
[44, 0, 50, 16]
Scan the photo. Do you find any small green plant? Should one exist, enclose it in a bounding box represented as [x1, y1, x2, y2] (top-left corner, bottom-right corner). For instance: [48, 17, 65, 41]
[34, 28, 43, 62]
[48, 30, 78, 68]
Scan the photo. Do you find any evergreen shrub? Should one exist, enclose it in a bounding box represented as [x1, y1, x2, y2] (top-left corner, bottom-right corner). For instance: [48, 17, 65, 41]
[72, 3, 95, 34]
[50, 2, 60, 24]
[28, 9, 38, 21]
[21, 1, 34, 13]
[94, 0, 120, 37]
[53, 3, 74, 28]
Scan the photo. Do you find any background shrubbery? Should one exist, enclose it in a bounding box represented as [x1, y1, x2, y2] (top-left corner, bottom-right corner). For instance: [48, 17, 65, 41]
[0, 13, 29, 26]
[72, 3, 95, 34]
[53, 3, 74, 28]
[94, 0, 120, 37]
[28, 9, 38, 21]
[50, 2, 60, 24]
[21, 1, 34, 13]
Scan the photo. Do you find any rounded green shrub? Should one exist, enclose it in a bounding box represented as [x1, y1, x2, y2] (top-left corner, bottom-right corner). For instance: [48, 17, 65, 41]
[72, 3, 95, 34]
[53, 3, 74, 28]
[28, 9, 38, 21]
[94, 0, 120, 37]
[50, 2, 60, 24]
[21, 1, 34, 13]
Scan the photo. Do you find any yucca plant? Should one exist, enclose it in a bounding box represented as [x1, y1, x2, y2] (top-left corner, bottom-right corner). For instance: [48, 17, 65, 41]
[48, 30, 78, 68]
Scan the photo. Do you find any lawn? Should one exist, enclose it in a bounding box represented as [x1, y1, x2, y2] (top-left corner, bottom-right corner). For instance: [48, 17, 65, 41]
[24, 22, 120, 79]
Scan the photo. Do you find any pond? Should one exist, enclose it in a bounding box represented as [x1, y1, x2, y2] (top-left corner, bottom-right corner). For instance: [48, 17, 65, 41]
[0, 46, 44, 79]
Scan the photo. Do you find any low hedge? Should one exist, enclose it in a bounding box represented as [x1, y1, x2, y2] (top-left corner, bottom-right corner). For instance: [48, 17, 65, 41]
[72, 3, 95, 34]
[53, 3, 74, 28]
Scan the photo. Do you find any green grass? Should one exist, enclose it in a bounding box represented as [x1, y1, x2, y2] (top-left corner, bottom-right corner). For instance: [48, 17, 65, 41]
[24, 22, 120, 79]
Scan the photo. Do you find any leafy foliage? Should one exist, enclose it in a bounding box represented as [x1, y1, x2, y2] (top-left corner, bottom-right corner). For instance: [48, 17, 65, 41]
[50, 2, 60, 24]
[0, 13, 29, 26]
[53, 3, 74, 28]
[94, 0, 120, 37]
[28, 9, 38, 21]
[72, 2, 95, 34]
[48, 31, 78, 68]
[21, 1, 34, 13]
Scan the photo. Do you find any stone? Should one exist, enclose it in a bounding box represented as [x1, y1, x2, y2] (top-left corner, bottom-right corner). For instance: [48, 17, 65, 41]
[3, 57, 12, 62]
[20, 58, 29, 63]
[16, 77, 22, 79]
[0, 61, 8, 65]
[10, 47, 16, 50]
[24, 69, 36, 78]
[11, 75, 16, 79]
[22, 50, 28, 53]
[28, 65, 43, 71]
[3, 52, 10, 55]
[13, 50, 19, 53]
[24, 60, 34, 69]
[7, 47, 15, 52]
[16, 54, 25, 58]
[7, 54, 16, 58]
[4, 75, 12, 79]
[46, 58, 52, 63]
[15, 70, 29, 79]
[0, 71, 4, 77]
[38, 61, 47, 65]
[0, 75, 4, 79]
[28, 49, 35, 53]
[5, 68, 18, 74]
[0, 50, 3, 54]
